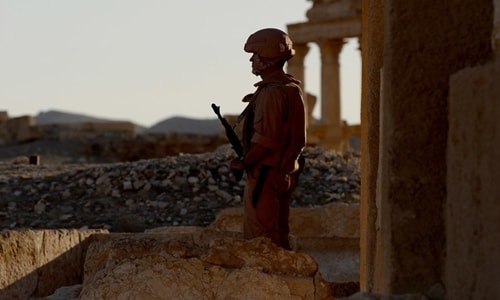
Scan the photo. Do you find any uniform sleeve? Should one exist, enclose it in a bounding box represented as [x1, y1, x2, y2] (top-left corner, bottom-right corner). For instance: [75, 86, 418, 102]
[251, 87, 286, 151]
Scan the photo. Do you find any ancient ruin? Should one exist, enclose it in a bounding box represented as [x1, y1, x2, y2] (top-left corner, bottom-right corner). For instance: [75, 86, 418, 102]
[1, 0, 500, 298]
[1, 145, 362, 298]
[287, 0, 362, 149]
[360, 0, 500, 298]
[1, 204, 360, 299]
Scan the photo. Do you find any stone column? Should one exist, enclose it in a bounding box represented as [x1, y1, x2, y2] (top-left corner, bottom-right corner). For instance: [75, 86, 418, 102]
[374, 0, 492, 294]
[319, 38, 344, 148]
[287, 43, 311, 124]
[360, 0, 383, 293]
[494, 0, 500, 56]
[287, 43, 309, 94]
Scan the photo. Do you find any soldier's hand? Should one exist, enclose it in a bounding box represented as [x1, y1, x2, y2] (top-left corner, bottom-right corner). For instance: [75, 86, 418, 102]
[230, 158, 246, 172]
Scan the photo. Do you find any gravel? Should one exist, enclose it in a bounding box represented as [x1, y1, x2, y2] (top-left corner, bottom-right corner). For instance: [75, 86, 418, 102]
[0, 145, 360, 233]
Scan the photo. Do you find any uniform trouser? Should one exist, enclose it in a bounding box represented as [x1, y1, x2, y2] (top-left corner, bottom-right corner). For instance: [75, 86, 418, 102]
[243, 166, 297, 250]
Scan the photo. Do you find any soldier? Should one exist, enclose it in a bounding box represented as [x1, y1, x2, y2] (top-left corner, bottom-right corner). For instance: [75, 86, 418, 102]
[230, 28, 307, 250]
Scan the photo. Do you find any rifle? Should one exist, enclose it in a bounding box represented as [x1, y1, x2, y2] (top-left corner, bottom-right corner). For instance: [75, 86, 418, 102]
[211, 103, 244, 181]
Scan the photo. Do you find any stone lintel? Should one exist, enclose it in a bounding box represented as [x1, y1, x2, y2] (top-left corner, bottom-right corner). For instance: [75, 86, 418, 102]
[287, 18, 362, 44]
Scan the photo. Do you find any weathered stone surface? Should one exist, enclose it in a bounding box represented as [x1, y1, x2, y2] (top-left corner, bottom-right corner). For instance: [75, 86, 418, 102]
[0, 230, 39, 300]
[203, 237, 318, 276]
[0, 225, 350, 299]
[80, 230, 324, 299]
[80, 255, 299, 300]
[82, 229, 239, 284]
[447, 60, 500, 300]
[209, 207, 244, 232]
[279, 275, 316, 299]
[81, 255, 226, 299]
[78, 121, 136, 135]
[211, 202, 360, 239]
[45, 284, 82, 300]
[0, 111, 8, 124]
[0, 229, 107, 299]
[209, 203, 361, 283]
[0, 115, 40, 144]
[290, 202, 359, 239]
[296, 237, 359, 283]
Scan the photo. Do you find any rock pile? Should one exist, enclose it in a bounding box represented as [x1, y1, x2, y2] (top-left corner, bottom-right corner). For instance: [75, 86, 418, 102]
[0, 145, 360, 233]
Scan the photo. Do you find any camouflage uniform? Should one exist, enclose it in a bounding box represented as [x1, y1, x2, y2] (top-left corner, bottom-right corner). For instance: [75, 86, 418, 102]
[240, 69, 306, 250]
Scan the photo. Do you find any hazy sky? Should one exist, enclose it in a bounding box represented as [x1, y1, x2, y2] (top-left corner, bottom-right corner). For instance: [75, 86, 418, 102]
[0, 0, 361, 127]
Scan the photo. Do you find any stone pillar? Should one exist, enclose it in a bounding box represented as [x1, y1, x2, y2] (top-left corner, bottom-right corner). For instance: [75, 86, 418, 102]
[360, 0, 383, 293]
[287, 43, 311, 124]
[375, 0, 492, 294]
[319, 39, 344, 148]
[287, 43, 309, 94]
[447, 59, 500, 300]
[445, 1, 498, 298]
[495, 0, 500, 56]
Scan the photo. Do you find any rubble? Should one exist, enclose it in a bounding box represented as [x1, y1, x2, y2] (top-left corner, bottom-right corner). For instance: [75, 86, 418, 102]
[0, 145, 361, 299]
[0, 145, 361, 233]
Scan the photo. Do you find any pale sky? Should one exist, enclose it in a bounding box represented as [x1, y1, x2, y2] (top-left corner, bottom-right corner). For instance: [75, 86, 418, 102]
[0, 0, 361, 127]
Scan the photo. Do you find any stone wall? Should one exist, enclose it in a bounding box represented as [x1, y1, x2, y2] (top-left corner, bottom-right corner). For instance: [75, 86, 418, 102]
[83, 132, 224, 162]
[0, 111, 8, 123]
[360, 0, 383, 292]
[0, 229, 107, 299]
[0, 113, 136, 146]
[0, 122, 225, 164]
[0, 202, 360, 299]
[360, 0, 498, 297]
[447, 59, 500, 300]
[0, 115, 40, 144]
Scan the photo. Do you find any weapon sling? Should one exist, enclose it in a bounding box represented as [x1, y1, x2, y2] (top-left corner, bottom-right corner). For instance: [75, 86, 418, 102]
[252, 165, 270, 208]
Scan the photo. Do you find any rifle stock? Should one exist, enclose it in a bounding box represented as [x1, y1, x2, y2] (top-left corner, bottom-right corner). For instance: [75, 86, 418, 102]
[211, 103, 244, 180]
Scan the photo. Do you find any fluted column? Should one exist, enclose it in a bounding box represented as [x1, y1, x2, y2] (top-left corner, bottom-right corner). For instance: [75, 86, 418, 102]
[319, 38, 345, 148]
[287, 43, 311, 125]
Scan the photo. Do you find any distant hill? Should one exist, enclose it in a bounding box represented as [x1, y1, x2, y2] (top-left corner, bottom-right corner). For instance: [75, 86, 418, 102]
[148, 116, 221, 135]
[33, 110, 222, 135]
[34, 110, 147, 132]
[36, 110, 126, 124]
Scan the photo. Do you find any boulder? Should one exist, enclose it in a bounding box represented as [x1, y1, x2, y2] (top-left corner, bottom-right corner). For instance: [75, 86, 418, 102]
[80, 228, 329, 299]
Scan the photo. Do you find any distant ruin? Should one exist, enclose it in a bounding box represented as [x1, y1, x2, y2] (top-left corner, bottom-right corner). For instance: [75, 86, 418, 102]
[0, 110, 226, 163]
[287, 0, 362, 149]
[1, 0, 499, 298]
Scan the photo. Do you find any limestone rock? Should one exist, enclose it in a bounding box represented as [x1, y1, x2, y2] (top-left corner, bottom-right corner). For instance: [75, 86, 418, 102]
[80, 228, 324, 299]
[211, 202, 360, 239]
[203, 237, 318, 276]
[0, 229, 107, 299]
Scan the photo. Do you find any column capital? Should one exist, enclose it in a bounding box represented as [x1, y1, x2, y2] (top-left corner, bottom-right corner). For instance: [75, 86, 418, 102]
[318, 38, 345, 59]
[289, 43, 310, 66]
[293, 43, 311, 58]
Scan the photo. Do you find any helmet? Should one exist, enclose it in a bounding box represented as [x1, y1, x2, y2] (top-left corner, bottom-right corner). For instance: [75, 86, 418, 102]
[244, 28, 295, 61]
